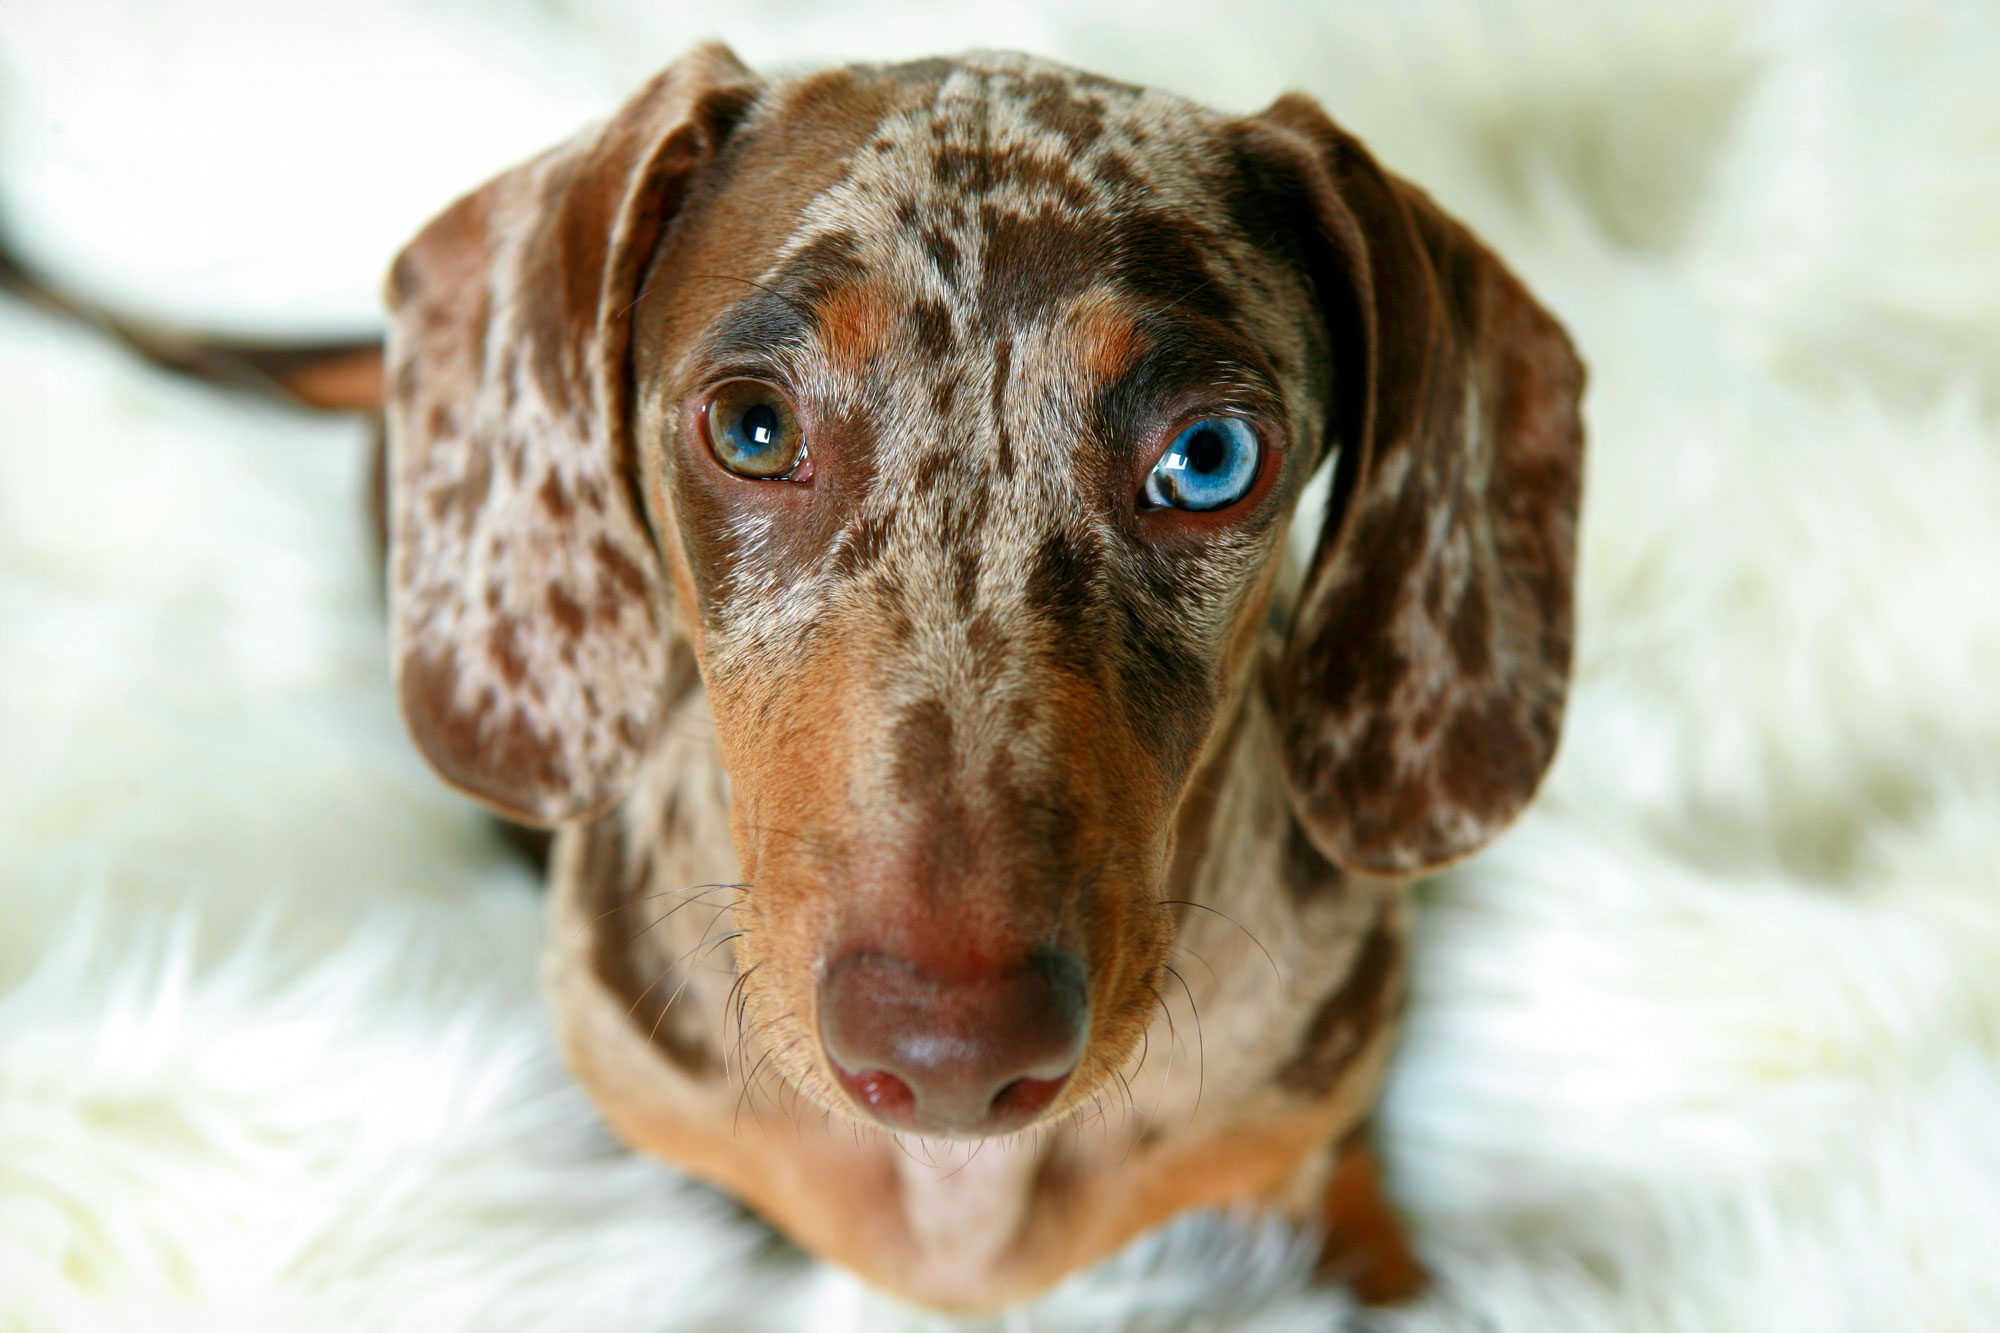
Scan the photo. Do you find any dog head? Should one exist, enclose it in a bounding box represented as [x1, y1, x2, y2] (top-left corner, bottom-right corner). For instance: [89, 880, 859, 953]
[384, 46, 1582, 1140]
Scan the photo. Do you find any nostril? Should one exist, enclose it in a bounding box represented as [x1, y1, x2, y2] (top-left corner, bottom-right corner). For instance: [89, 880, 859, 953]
[819, 946, 1089, 1135]
[840, 1066, 915, 1120]
[989, 1073, 1065, 1120]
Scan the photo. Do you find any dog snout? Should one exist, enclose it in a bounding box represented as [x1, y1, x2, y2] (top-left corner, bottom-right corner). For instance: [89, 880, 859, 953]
[818, 949, 1089, 1137]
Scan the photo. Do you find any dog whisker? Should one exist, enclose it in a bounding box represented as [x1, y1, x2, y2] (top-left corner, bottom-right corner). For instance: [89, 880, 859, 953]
[720, 962, 761, 1080]
[733, 1049, 774, 1138]
[624, 897, 739, 1022]
[1168, 942, 1223, 995]
[622, 889, 739, 949]
[654, 929, 745, 1036]
[1162, 963, 1205, 1129]
[1157, 898, 1282, 985]
[574, 880, 747, 937]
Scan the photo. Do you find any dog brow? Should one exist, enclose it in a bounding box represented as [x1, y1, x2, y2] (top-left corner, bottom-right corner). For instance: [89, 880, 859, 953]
[696, 285, 815, 364]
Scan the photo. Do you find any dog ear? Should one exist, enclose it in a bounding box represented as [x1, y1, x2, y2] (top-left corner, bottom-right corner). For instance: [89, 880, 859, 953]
[384, 43, 755, 824]
[1240, 95, 1586, 878]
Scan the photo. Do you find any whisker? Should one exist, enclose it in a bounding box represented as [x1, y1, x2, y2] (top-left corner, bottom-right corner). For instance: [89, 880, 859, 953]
[1158, 898, 1282, 985]
[574, 881, 747, 937]
[734, 1050, 774, 1137]
[654, 929, 745, 1036]
[627, 897, 736, 1021]
[1168, 941, 1223, 994]
[721, 963, 760, 1078]
[626, 889, 737, 947]
[1144, 981, 1182, 1127]
[1163, 963, 1205, 1127]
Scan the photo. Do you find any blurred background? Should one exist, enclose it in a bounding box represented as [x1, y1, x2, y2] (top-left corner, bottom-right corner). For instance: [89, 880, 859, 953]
[4, 1, 1999, 1329]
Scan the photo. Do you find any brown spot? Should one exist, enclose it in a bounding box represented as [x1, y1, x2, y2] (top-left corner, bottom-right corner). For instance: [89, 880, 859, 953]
[908, 299, 954, 360]
[1275, 911, 1401, 1096]
[425, 401, 458, 440]
[890, 697, 955, 801]
[538, 470, 573, 518]
[833, 511, 897, 578]
[991, 337, 1015, 476]
[1329, 715, 1398, 809]
[953, 548, 980, 612]
[932, 145, 1093, 209]
[783, 229, 867, 307]
[1107, 210, 1232, 324]
[486, 617, 528, 687]
[594, 536, 650, 602]
[425, 442, 493, 531]
[978, 209, 1100, 331]
[1025, 85, 1105, 153]
[547, 581, 587, 637]
[1067, 289, 1144, 383]
[919, 225, 960, 281]
[929, 373, 961, 417]
[1447, 578, 1491, 675]
[912, 449, 953, 497]
[1026, 528, 1102, 679]
[1316, 1138, 1429, 1303]
[1437, 695, 1538, 817]
[1090, 151, 1142, 194]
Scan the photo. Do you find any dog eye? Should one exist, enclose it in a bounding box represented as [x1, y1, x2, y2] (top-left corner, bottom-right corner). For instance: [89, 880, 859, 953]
[704, 380, 808, 480]
[1141, 417, 1260, 511]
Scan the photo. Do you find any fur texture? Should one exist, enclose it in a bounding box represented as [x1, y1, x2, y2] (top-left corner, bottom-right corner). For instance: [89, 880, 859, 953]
[5, 0, 2000, 1329]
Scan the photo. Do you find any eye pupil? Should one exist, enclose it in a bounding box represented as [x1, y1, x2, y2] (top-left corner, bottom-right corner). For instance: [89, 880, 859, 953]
[1186, 428, 1224, 474]
[743, 403, 778, 448]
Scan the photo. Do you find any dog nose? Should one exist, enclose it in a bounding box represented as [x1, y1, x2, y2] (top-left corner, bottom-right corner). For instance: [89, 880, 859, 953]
[818, 949, 1088, 1137]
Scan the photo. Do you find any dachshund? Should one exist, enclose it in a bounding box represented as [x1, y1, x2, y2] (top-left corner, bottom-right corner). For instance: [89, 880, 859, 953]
[380, 43, 1584, 1313]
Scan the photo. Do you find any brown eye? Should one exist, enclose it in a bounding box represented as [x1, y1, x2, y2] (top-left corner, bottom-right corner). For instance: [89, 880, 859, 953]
[704, 380, 807, 480]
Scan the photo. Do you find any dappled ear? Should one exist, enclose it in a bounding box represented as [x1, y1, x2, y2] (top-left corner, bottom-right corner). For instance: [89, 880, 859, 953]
[1244, 94, 1586, 878]
[385, 43, 755, 824]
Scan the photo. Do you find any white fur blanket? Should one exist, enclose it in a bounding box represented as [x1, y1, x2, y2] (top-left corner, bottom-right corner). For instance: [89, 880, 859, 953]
[4, 1, 1999, 1329]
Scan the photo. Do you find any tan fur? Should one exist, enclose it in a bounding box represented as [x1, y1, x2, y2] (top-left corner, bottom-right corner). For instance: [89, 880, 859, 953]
[385, 46, 1585, 1313]
[1065, 287, 1146, 384]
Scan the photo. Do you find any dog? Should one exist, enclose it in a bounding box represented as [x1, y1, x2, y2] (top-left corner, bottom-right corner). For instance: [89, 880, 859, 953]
[382, 43, 1584, 1312]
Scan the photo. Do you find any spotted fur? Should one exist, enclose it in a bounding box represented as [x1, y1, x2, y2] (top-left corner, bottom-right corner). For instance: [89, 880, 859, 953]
[386, 46, 1584, 1313]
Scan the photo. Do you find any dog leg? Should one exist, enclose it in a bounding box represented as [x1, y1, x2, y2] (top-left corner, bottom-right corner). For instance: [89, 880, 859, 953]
[1315, 1133, 1427, 1305]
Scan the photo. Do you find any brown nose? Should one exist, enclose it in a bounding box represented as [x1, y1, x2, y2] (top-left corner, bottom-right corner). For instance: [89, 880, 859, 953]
[818, 949, 1088, 1137]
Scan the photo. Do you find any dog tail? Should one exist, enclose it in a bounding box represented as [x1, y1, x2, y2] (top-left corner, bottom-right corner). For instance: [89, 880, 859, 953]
[0, 221, 384, 414]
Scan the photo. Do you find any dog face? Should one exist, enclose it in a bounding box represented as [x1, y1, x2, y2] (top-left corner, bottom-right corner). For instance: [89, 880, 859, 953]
[384, 47, 1582, 1144]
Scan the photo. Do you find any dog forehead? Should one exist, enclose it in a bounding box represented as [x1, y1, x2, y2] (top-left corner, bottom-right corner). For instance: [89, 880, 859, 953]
[750, 52, 1250, 331]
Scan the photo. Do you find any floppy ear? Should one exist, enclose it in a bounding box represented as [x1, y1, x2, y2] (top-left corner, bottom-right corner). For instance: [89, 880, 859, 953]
[1243, 95, 1586, 878]
[384, 43, 754, 824]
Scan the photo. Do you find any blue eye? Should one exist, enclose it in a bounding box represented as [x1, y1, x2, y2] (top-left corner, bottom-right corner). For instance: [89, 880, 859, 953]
[1141, 417, 1260, 511]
